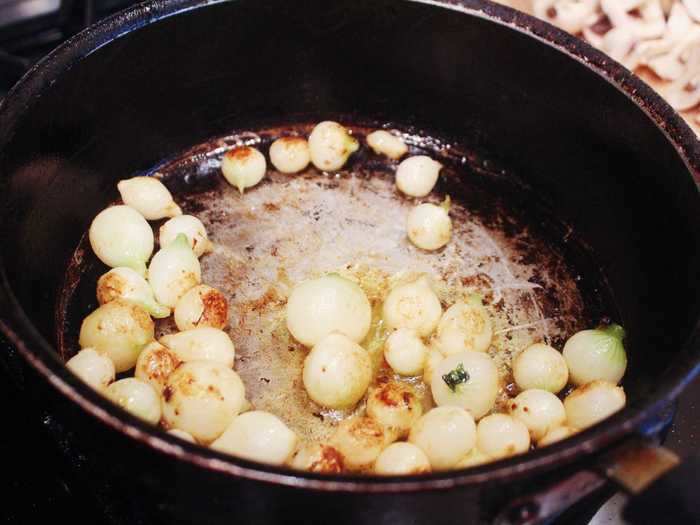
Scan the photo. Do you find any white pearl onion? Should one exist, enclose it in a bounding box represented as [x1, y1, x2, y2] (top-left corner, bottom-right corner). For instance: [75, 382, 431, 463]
[160, 327, 235, 368]
[395, 156, 442, 197]
[174, 284, 229, 331]
[302, 333, 371, 409]
[106, 378, 162, 425]
[134, 341, 180, 392]
[159, 215, 214, 258]
[147, 233, 201, 308]
[97, 267, 170, 319]
[66, 348, 115, 391]
[162, 361, 246, 443]
[375, 442, 431, 475]
[221, 146, 267, 193]
[435, 298, 493, 355]
[211, 411, 298, 465]
[384, 328, 427, 376]
[330, 416, 389, 471]
[538, 426, 577, 447]
[562, 325, 627, 386]
[89, 205, 154, 276]
[117, 176, 182, 220]
[286, 274, 371, 347]
[564, 380, 626, 430]
[289, 442, 345, 473]
[430, 351, 499, 420]
[409, 406, 476, 470]
[308, 121, 359, 171]
[167, 429, 196, 443]
[454, 447, 491, 469]
[407, 203, 452, 250]
[476, 413, 531, 460]
[382, 276, 442, 337]
[269, 137, 311, 173]
[513, 343, 569, 394]
[366, 381, 423, 439]
[79, 299, 154, 373]
[509, 389, 566, 441]
[366, 130, 408, 160]
[422, 347, 445, 386]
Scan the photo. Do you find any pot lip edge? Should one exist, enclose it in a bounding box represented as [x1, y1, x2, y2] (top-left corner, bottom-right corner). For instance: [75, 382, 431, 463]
[0, 0, 699, 491]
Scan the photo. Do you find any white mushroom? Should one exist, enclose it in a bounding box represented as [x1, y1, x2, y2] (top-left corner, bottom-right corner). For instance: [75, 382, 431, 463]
[374, 442, 431, 475]
[288, 442, 345, 473]
[160, 327, 235, 368]
[302, 333, 372, 409]
[173, 284, 229, 331]
[308, 121, 359, 171]
[134, 341, 181, 392]
[664, 44, 700, 111]
[476, 413, 531, 460]
[79, 299, 154, 373]
[89, 205, 154, 276]
[330, 416, 389, 471]
[366, 130, 408, 160]
[564, 380, 626, 429]
[384, 328, 427, 376]
[106, 378, 162, 425]
[221, 146, 267, 193]
[600, 0, 665, 40]
[159, 215, 214, 258]
[382, 276, 442, 337]
[684, 0, 700, 22]
[366, 381, 423, 439]
[211, 411, 298, 466]
[147, 233, 202, 308]
[406, 202, 452, 251]
[408, 406, 477, 470]
[395, 156, 442, 197]
[97, 267, 170, 319]
[269, 137, 311, 174]
[66, 348, 116, 391]
[435, 296, 493, 355]
[286, 274, 372, 347]
[117, 176, 182, 220]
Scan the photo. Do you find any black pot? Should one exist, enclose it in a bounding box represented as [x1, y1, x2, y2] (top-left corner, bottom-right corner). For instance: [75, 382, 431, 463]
[1, 1, 699, 523]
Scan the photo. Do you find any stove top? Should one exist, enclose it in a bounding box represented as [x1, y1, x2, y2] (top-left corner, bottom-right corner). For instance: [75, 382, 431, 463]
[1, 2, 699, 523]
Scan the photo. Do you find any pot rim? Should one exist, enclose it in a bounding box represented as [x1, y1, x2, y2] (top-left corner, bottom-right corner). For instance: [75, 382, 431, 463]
[1, 0, 699, 492]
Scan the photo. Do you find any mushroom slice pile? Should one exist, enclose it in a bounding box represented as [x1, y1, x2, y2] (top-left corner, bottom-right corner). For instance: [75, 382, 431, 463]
[534, 0, 599, 34]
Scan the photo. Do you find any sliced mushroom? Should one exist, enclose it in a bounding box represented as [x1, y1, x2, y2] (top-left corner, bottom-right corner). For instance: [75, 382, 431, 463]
[664, 44, 700, 111]
[600, 0, 666, 40]
[534, 0, 599, 34]
[683, 0, 700, 23]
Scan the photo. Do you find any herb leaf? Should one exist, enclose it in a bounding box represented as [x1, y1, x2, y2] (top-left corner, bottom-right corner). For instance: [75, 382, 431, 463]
[442, 363, 470, 392]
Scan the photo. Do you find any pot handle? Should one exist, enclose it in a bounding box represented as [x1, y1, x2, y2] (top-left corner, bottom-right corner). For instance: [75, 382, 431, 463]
[495, 439, 696, 525]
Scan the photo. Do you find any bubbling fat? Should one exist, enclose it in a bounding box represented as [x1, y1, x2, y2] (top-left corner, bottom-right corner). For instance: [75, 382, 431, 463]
[61, 125, 590, 451]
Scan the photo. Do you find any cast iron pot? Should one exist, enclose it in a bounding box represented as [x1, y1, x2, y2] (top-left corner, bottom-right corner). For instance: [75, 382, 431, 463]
[1, 0, 699, 523]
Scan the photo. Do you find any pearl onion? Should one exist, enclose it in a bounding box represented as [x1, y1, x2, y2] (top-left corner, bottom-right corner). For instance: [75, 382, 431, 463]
[430, 352, 499, 420]
[167, 429, 196, 443]
[384, 328, 427, 376]
[79, 299, 154, 372]
[159, 215, 214, 258]
[221, 146, 266, 193]
[382, 276, 442, 337]
[289, 442, 345, 473]
[422, 347, 445, 386]
[563, 325, 627, 386]
[564, 380, 626, 430]
[134, 341, 180, 393]
[538, 426, 577, 447]
[97, 267, 170, 319]
[366, 381, 423, 439]
[66, 348, 115, 391]
[160, 327, 235, 368]
[330, 416, 389, 471]
[435, 298, 493, 355]
[302, 333, 371, 409]
[406, 203, 452, 251]
[269, 137, 311, 173]
[162, 361, 246, 443]
[211, 411, 298, 465]
[454, 447, 491, 469]
[409, 406, 476, 470]
[476, 414, 531, 460]
[287, 275, 371, 347]
[509, 389, 566, 441]
[395, 156, 442, 197]
[147, 233, 201, 308]
[89, 205, 153, 276]
[366, 130, 408, 160]
[173, 284, 228, 331]
[375, 442, 431, 475]
[308, 121, 359, 171]
[513, 343, 569, 394]
[117, 176, 182, 220]
[106, 378, 162, 425]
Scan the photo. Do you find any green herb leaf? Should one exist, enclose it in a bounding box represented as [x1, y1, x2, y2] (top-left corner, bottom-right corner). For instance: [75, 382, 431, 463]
[442, 363, 470, 392]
